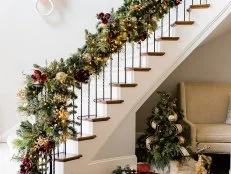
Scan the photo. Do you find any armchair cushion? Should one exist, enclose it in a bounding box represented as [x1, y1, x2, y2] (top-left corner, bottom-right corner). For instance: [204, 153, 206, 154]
[196, 124, 231, 143]
[225, 92, 231, 124]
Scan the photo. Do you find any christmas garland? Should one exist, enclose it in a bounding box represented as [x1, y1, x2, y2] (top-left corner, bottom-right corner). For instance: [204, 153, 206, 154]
[14, 0, 181, 173]
[112, 165, 136, 174]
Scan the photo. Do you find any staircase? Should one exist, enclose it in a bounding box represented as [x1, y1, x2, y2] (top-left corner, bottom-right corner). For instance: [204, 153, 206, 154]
[6, 0, 231, 174]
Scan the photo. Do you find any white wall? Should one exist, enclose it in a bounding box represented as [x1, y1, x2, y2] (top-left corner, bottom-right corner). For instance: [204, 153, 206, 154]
[0, 0, 124, 136]
[136, 31, 231, 132]
[93, 113, 136, 160]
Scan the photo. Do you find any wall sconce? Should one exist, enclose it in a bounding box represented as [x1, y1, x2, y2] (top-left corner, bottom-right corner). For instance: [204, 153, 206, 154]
[35, 0, 54, 16]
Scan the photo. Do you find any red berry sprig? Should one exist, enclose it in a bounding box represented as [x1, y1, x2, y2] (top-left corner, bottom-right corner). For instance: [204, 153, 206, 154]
[97, 12, 111, 24]
[31, 70, 48, 84]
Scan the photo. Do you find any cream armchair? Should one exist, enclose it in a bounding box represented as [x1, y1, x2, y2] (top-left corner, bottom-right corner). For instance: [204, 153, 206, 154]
[179, 82, 231, 153]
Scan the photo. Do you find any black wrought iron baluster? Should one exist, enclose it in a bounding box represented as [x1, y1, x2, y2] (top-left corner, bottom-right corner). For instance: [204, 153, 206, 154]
[49, 153, 52, 174]
[200, 0, 202, 4]
[88, 81, 90, 118]
[110, 56, 112, 99]
[124, 43, 127, 84]
[192, 0, 194, 5]
[45, 155, 47, 174]
[139, 43, 142, 68]
[72, 86, 75, 128]
[154, 32, 156, 52]
[95, 75, 98, 118]
[53, 148, 55, 174]
[80, 83, 83, 136]
[176, 5, 178, 22]
[146, 30, 149, 53]
[132, 43, 134, 68]
[64, 142, 67, 156]
[184, 0, 186, 21]
[117, 51, 120, 83]
[102, 66, 105, 99]
[168, 9, 171, 37]
[43, 155, 45, 174]
[40, 157, 42, 174]
[57, 144, 59, 157]
[161, 18, 163, 37]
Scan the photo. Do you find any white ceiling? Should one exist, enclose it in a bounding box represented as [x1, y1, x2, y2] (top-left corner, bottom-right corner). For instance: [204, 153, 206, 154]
[200, 13, 231, 46]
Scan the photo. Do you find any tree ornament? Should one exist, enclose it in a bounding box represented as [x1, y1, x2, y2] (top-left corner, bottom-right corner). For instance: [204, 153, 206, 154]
[153, 107, 159, 114]
[146, 135, 156, 150]
[150, 119, 157, 129]
[174, 124, 183, 134]
[168, 111, 178, 122]
[56, 72, 68, 83]
[53, 94, 67, 104]
[178, 136, 185, 145]
[74, 69, 91, 83]
[56, 108, 70, 124]
[59, 133, 70, 142]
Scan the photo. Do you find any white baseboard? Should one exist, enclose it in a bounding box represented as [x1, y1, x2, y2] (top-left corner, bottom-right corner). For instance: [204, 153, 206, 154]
[89, 155, 137, 173]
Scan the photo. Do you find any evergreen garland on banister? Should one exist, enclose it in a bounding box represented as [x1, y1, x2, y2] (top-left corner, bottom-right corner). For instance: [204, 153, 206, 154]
[13, 0, 182, 173]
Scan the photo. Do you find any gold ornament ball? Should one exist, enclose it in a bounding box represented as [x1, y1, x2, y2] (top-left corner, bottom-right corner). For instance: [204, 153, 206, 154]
[56, 72, 68, 83]
[168, 113, 178, 122]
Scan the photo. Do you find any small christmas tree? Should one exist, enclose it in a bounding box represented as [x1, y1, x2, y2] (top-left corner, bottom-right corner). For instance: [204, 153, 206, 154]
[137, 91, 190, 170]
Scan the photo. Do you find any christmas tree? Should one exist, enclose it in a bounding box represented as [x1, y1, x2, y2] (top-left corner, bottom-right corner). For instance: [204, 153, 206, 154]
[137, 91, 190, 169]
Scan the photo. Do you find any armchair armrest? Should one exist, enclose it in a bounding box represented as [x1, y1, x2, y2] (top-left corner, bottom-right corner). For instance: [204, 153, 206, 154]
[184, 118, 197, 152]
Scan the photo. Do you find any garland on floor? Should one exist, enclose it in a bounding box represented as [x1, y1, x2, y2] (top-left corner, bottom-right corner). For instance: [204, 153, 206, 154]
[112, 165, 136, 174]
[136, 91, 190, 170]
[13, 0, 182, 173]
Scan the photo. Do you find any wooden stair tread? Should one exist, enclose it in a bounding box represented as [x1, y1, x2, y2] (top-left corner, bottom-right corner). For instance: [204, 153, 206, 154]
[190, 4, 210, 9]
[141, 52, 165, 56]
[82, 116, 111, 122]
[111, 83, 137, 87]
[158, 37, 180, 41]
[77, 135, 97, 141]
[96, 99, 124, 104]
[126, 67, 151, 71]
[55, 153, 83, 162]
[174, 21, 195, 25]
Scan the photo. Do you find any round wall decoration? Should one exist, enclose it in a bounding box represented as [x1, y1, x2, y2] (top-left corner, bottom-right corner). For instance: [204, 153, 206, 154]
[35, 0, 54, 16]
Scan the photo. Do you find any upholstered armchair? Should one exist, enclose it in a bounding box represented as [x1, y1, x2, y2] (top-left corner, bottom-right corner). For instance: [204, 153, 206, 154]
[179, 82, 231, 153]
